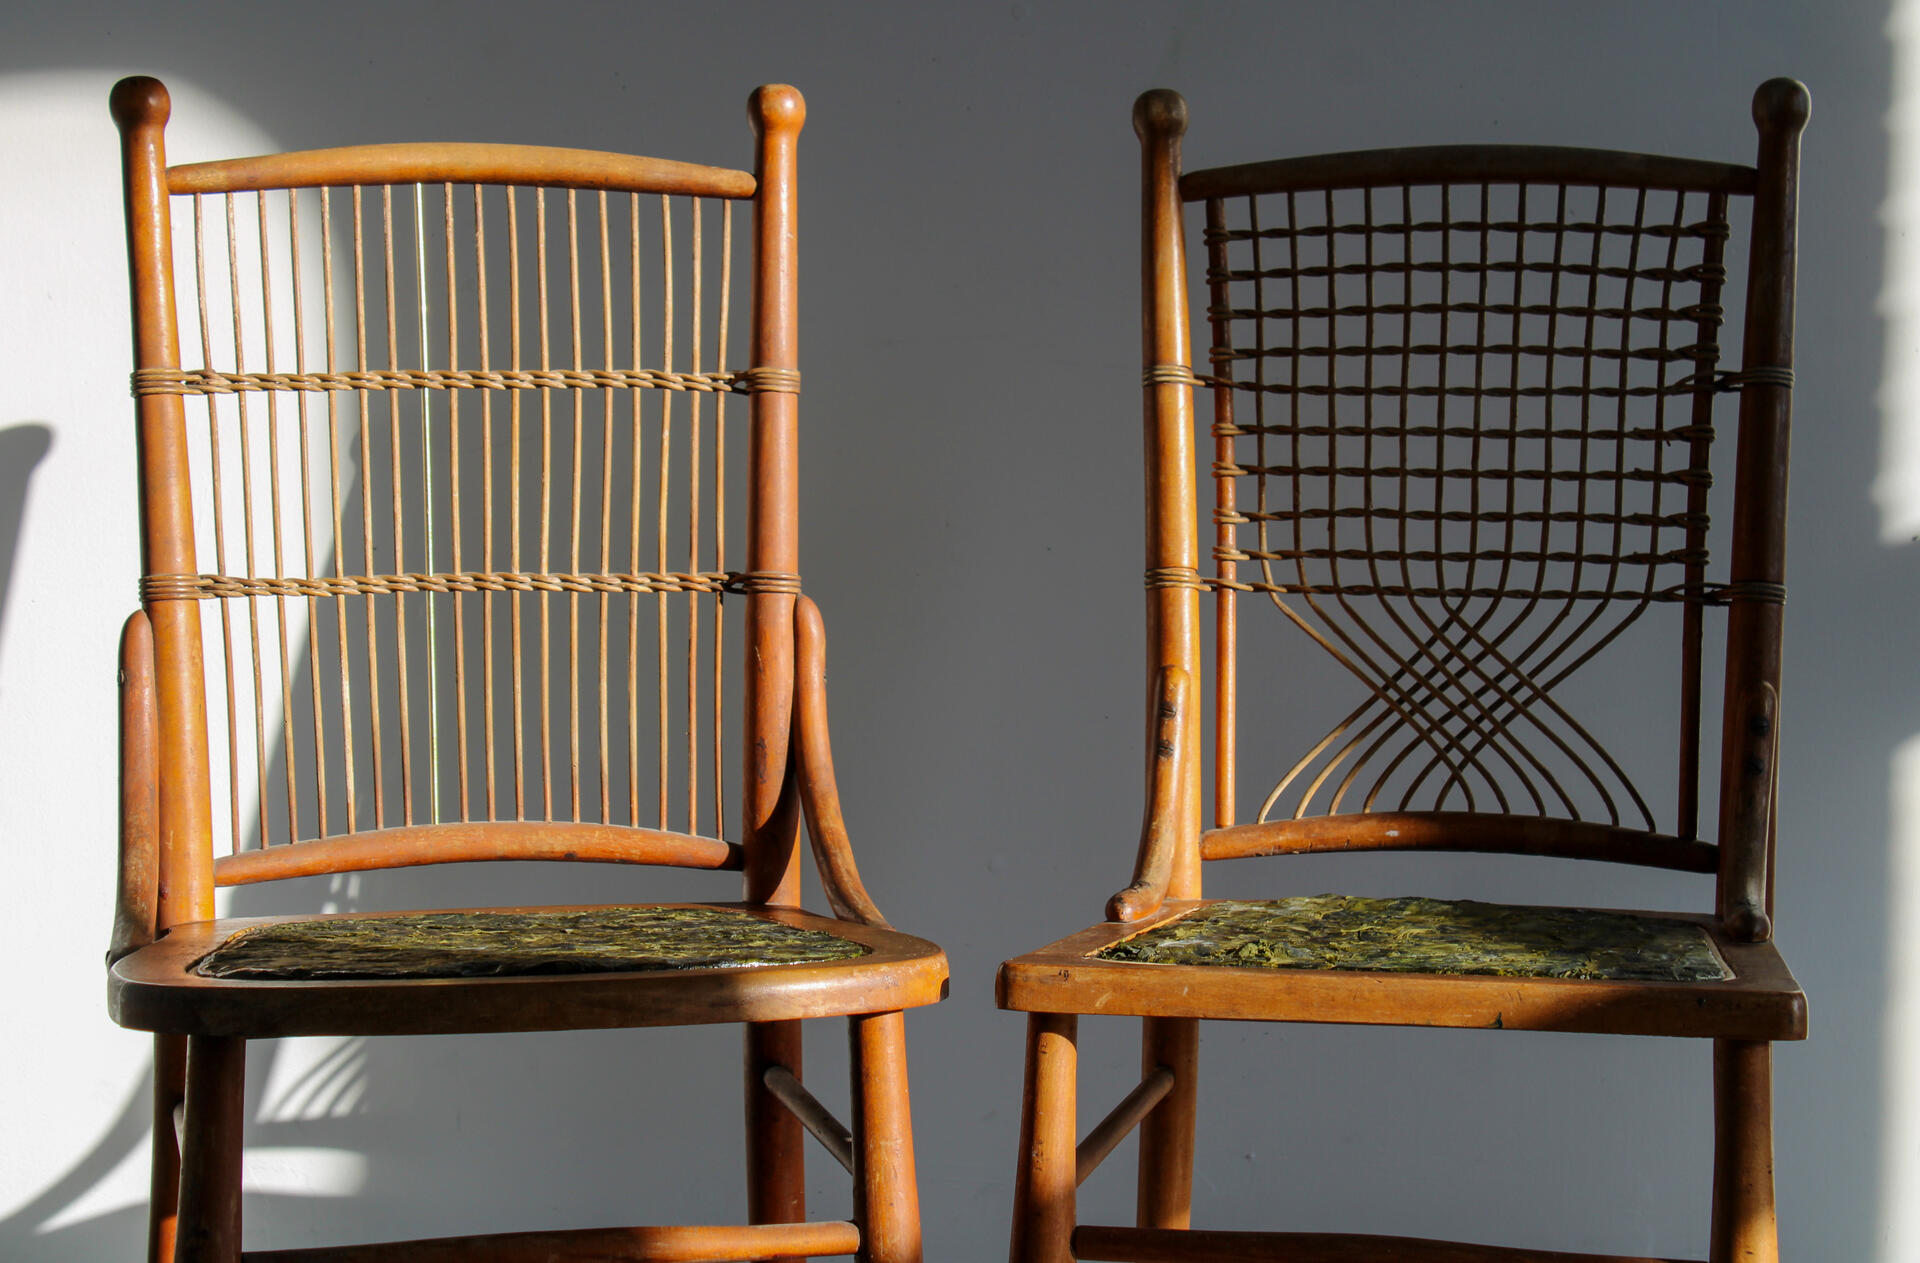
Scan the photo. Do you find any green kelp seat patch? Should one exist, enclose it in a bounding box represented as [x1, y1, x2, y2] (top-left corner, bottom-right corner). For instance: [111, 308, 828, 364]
[194, 906, 871, 981]
[1096, 896, 1731, 982]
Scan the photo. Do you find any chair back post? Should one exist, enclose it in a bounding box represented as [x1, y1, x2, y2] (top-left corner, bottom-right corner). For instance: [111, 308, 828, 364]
[1715, 78, 1808, 943]
[111, 76, 214, 929]
[743, 85, 806, 906]
[1135, 89, 1204, 901]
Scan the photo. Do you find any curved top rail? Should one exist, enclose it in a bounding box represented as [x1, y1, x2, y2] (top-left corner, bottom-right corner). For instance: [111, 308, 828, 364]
[1180, 144, 1756, 202]
[168, 141, 757, 199]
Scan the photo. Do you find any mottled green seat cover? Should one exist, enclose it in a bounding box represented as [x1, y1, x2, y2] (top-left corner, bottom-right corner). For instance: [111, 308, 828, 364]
[1097, 896, 1730, 982]
[194, 906, 870, 981]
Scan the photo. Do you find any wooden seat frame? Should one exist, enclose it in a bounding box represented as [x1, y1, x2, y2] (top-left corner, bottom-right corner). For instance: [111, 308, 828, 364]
[107, 76, 945, 1263]
[999, 83, 1809, 1263]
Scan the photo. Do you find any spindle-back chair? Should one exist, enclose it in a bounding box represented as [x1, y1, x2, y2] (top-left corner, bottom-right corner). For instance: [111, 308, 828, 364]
[999, 82, 1808, 1263]
[106, 76, 945, 1263]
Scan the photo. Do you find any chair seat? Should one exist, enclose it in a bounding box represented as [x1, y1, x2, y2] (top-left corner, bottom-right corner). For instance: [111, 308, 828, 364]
[112, 902, 948, 1039]
[997, 898, 1804, 1040]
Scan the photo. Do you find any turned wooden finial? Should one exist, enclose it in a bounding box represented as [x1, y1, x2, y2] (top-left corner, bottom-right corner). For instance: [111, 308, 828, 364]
[749, 84, 807, 140]
[1133, 88, 1188, 143]
[1752, 77, 1810, 137]
[110, 75, 170, 132]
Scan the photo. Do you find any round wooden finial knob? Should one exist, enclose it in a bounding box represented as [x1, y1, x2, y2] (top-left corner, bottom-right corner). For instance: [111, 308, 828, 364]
[749, 84, 806, 137]
[110, 76, 171, 130]
[1752, 77, 1810, 135]
[1133, 89, 1188, 142]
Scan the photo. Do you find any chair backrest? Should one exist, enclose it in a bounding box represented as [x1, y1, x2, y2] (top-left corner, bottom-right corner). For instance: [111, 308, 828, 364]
[1135, 83, 1805, 940]
[112, 78, 812, 927]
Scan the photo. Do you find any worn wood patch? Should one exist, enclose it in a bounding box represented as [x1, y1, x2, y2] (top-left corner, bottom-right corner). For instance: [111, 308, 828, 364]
[194, 907, 870, 980]
[1097, 896, 1730, 982]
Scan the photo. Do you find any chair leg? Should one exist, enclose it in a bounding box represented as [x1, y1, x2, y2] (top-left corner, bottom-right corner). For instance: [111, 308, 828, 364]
[746, 1020, 807, 1232]
[174, 1035, 245, 1263]
[1711, 1039, 1779, 1263]
[147, 1034, 186, 1263]
[1009, 1013, 1077, 1263]
[1135, 1017, 1197, 1231]
[850, 1011, 923, 1263]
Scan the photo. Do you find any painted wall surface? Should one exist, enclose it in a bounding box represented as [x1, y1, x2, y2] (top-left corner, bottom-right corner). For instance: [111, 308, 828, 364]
[0, 2, 1905, 1259]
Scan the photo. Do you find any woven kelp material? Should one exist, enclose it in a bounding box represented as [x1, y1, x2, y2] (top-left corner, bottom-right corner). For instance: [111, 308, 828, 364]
[1097, 897, 1730, 982]
[195, 907, 870, 981]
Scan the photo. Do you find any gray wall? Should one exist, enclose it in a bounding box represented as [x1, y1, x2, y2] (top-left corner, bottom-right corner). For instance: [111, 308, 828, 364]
[0, 3, 1903, 1259]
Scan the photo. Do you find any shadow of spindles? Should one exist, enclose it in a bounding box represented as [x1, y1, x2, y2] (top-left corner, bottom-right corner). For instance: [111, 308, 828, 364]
[0, 423, 53, 666]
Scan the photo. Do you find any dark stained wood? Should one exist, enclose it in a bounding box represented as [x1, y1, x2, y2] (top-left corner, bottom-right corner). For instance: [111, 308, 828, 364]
[1201, 813, 1718, 873]
[998, 82, 1808, 1263]
[1071, 1225, 1691, 1262]
[111, 903, 946, 1038]
[175, 1035, 244, 1263]
[1179, 144, 1757, 202]
[168, 143, 756, 199]
[243, 1219, 863, 1261]
[212, 822, 743, 886]
[1715, 79, 1809, 945]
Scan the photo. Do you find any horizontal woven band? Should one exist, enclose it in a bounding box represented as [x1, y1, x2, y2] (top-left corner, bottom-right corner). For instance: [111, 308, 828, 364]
[1718, 366, 1794, 390]
[132, 364, 800, 397]
[142, 569, 801, 603]
[1142, 363, 1205, 388]
[1710, 579, 1787, 605]
[1144, 566, 1208, 591]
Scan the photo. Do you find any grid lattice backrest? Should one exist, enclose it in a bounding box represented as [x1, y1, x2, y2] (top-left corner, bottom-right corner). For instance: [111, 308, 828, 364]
[141, 166, 768, 857]
[1193, 154, 1752, 838]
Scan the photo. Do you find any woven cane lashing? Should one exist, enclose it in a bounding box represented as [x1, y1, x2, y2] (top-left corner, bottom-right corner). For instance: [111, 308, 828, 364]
[1200, 174, 1739, 835]
[152, 179, 770, 857]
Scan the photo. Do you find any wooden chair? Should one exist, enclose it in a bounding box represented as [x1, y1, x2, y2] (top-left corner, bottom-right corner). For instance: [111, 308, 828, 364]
[106, 76, 946, 1263]
[999, 81, 1809, 1263]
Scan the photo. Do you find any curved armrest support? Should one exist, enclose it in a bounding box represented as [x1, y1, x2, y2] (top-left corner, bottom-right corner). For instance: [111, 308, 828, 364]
[1107, 665, 1191, 923]
[791, 595, 890, 927]
[110, 610, 160, 964]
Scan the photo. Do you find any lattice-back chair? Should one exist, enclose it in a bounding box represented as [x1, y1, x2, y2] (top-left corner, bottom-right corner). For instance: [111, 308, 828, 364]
[106, 76, 945, 1263]
[999, 82, 1808, 1263]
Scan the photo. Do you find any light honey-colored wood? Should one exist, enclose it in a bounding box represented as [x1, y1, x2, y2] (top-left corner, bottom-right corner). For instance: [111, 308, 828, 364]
[110, 75, 943, 1263]
[999, 80, 1808, 1263]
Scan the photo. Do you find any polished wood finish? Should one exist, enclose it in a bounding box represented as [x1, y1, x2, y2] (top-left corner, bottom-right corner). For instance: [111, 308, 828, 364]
[1201, 813, 1718, 873]
[1075, 1066, 1175, 1187]
[1178, 145, 1756, 201]
[245, 1220, 863, 1261]
[111, 904, 945, 1038]
[851, 1010, 925, 1263]
[211, 821, 743, 885]
[110, 76, 942, 1263]
[168, 143, 756, 199]
[999, 81, 1808, 1263]
[1009, 1014, 1078, 1263]
[998, 905, 1803, 1040]
[175, 1035, 244, 1263]
[114, 610, 161, 964]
